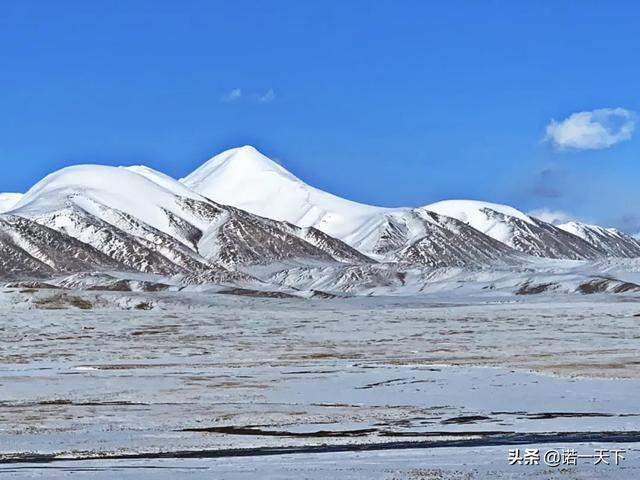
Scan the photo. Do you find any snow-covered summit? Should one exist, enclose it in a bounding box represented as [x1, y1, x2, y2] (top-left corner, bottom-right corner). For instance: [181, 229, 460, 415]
[182, 145, 300, 187]
[558, 221, 640, 258]
[422, 199, 601, 259]
[559, 221, 615, 238]
[424, 199, 535, 226]
[182, 145, 390, 243]
[12, 164, 209, 237]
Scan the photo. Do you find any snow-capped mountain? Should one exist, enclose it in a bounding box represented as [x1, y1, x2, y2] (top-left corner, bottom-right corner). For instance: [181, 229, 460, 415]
[345, 208, 518, 267]
[3, 163, 368, 282]
[1, 144, 639, 296]
[558, 221, 640, 258]
[181, 146, 607, 262]
[425, 200, 603, 260]
[181, 145, 388, 243]
[181, 146, 521, 266]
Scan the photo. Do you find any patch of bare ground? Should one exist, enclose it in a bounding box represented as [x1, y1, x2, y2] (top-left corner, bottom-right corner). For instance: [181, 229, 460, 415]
[33, 293, 94, 310]
[217, 288, 299, 298]
[387, 469, 476, 480]
[516, 281, 559, 295]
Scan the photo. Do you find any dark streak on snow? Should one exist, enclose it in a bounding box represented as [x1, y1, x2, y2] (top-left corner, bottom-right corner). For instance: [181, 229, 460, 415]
[4, 431, 640, 465]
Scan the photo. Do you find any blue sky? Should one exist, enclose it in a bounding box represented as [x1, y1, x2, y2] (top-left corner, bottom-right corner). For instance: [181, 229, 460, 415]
[1, 1, 639, 230]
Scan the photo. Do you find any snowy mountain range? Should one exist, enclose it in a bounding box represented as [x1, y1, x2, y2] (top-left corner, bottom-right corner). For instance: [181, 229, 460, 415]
[181, 146, 640, 260]
[2, 145, 640, 297]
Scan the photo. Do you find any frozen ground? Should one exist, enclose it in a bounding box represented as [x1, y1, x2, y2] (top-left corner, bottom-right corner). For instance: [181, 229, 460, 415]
[2, 443, 640, 479]
[1, 292, 639, 477]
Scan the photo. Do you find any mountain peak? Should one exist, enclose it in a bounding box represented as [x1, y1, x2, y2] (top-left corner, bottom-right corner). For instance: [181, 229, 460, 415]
[10, 164, 215, 244]
[218, 145, 267, 165]
[424, 199, 535, 225]
[234, 144, 260, 154]
[181, 146, 387, 240]
[182, 145, 296, 190]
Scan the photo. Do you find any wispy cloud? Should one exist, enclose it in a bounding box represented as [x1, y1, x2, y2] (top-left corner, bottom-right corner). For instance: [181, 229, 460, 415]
[544, 108, 636, 150]
[221, 88, 242, 102]
[527, 208, 576, 225]
[259, 88, 275, 103]
[221, 88, 276, 104]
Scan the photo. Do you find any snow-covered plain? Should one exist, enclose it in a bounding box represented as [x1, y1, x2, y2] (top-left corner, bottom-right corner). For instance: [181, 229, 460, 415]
[1, 293, 639, 478]
[3, 444, 640, 479]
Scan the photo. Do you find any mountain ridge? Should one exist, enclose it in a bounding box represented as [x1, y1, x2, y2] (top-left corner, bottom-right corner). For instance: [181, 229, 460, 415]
[0, 145, 638, 297]
[181, 145, 624, 262]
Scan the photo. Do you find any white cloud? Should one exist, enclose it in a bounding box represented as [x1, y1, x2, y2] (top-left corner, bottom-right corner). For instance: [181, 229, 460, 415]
[221, 88, 275, 104]
[259, 88, 275, 103]
[544, 108, 636, 150]
[221, 88, 242, 102]
[527, 208, 576, 225]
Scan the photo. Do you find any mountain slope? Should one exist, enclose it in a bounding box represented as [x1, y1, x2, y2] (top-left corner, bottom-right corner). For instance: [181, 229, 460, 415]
[558, 221, 640, 258]
[130, 166, 372, 267]
[425, 200, 603, 260]
[0, 193, 23, 213]
[342, 208, 518, 267]
[0, 214, 124, 278]
[0, 234, 54, 279]
[183, 199, 372, 269]
[33, 204, 212, 276]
